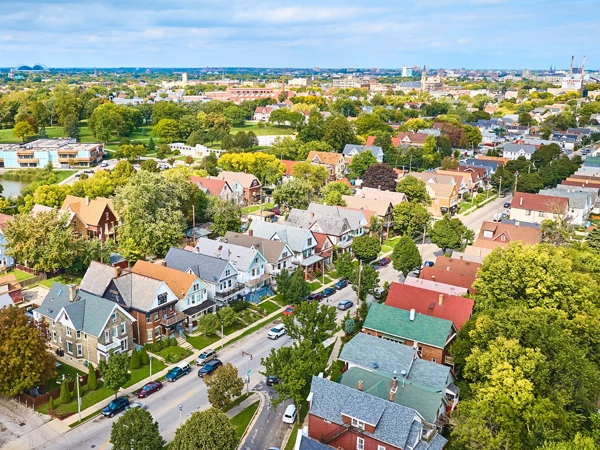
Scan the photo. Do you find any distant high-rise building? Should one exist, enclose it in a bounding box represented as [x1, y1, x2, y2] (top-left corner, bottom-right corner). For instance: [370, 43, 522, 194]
[182, 72, 188, 84]
[402, 66, 413, 77]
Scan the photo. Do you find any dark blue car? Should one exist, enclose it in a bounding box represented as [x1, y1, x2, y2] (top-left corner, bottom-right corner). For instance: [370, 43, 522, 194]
[198, 359, 223, 377]
[334, 279, 348, 290]
[102, 396, 129, 418]
[322, 287, 336, 297]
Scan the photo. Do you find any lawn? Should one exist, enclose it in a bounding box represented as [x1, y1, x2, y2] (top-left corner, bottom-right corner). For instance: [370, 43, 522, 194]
[326, 270, 339, 279]
[284, 400, 309, 450]
[230, 400, 260, 441]
[308, 281, 322, 291]
[185, 333, 220, 351]
[270, 294, 287, 306]
[257, 300, 281, 315]
[241, 203, 274, 214]
[11, 269, 35, 282]
[223, 321, 245, 336]
[223, 392, 253, 413]
[39, 273, 84, 289]
[154, 346, 193, 364]
[381, 245, 393, 253]
[45, 362, 85, 392]
[38, 382, 115, 416]
[123, 359, 167, 388]
[54, 170, 76, 182]
[231, 123, 295, 136]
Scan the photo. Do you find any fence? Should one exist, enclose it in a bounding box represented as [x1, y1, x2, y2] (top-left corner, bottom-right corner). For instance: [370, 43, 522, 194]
[15, 370, 99, 410]
[20, 273, 47, 288]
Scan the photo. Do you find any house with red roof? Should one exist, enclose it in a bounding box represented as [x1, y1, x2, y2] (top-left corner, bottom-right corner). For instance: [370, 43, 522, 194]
[280, 160, 298, 180]
[474, 221, 542, 250]
[420, 268, 477, 293]
[385, 282, 474, 331]
[395, 132, 429, 147]
[510, 192, 569, 225]
[190, 176, 234, 201]
[434, 257, 482, 278]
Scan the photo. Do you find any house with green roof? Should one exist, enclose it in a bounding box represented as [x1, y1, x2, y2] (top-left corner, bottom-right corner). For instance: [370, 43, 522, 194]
[362, 302, 457, 366]
[34, 283, 136, 365]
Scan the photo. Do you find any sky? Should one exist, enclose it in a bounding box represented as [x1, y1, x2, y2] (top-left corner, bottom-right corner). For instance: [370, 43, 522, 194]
[0, 0, 599, 70]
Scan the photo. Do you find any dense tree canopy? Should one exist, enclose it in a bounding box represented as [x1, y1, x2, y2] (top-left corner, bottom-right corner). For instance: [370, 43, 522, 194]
[110, 408, 165, 450]
[171, 408, 237, 450]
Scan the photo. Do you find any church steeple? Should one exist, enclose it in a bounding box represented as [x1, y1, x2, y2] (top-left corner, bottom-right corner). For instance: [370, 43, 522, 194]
[420, 65, 427, 91]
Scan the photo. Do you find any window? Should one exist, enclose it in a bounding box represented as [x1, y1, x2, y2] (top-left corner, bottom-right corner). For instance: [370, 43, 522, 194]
[418, 346, 423, 357]
[378, 446, 386, 450]
[307, 238, 313, 246]
[67, 342, 73, 354]
[111, 312, 117, 322]
[351, 418, 365, 430]
[154, 312, 159, 321]
[500, 235, 506, 242]
[120, 323, 125, 335]
[105, 212, 109, 220]
[483, 230, 493, 238]
[146, 314, 151, 323]
[155, 327, 161, 337]
[254, 257, 258, 264]
[432, 358, 437, 363]
[52, 331, 56, 342]
[357, 437, 365, 450]
[105, 330, 110, 343]
[84, 333, 87, 340]
[193, 283, 199, 291]
[66, 327, 72, 337]
[225, 269, 231, 276]
[52, 320, 55, 327]
[113, 326, 118, 337]
[228, 279, 232, 287]
[525, 209, 531, 216]
[157, 293, 168, 305]
[146, 329, 153, 341]
[76, 344, 83, 357]
[76, 330, 81, 339]
[539, 212, 545, 217]
[252, 268, 256, 277]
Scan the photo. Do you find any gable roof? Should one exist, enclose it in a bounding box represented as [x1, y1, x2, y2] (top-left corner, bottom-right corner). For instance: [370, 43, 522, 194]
[280, 160, 298, 176]
[339, 332, 451, 392]
[131, 260, 201, 298]
[247, 221, 315, 253]
[287, 209, 350, 236]
[223, 231, 289, 264]
[190, 176, 229, 196]
[341, 195, 392, 217]
[503, 143, 537, 154]
[79, 261, 120, 297]
[404, 276, 469, 296]
[216, 171, 260, 189]
[307, 203, 367, 231]
[306, 151, 344, 166]
[164, 247, 235, 283]
[434, 257, 481, 277]
[420, 267, 477, 292]
[511, 192, 569, 213]
[396, 132, 428, 145]
[61, 195, 117, 226]
[193, 237, 265, 271]
[385, 282, 474, 331]
[363, 303, 456, 349]
[342, 144, 383, 158]
[356, 187, 407, 205]
[475, 221, 542, 249]
[538, 188, 592, 210]
[110, 273, 172, 311]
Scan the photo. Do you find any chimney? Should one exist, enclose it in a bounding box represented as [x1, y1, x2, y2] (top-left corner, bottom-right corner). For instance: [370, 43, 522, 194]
[68, 284, 77, 302]
[85, 196, 90, 206]
[115, 267, 122, 277]
[248, 229, 253, 237]
[438, 294, 444, 306]
[431, 275, 435, 282]
[459, 255, 463, 260]
[392, 376, 398, 390]
[409, 308, 415, 321]
[447, 266, 450, 271]
[519, 196, 523, 206]
[310, 212, 314, 219]
[358, 380, 363, 391]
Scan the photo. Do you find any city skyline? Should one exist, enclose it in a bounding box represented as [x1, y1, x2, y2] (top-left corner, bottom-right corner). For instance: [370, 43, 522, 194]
[1, 0, 598, 69]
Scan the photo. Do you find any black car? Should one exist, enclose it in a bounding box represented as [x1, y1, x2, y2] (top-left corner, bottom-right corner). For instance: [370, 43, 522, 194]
[503, 202, 511, 208]
[102, 396, 129, 418]
[307, 293, 323, 303]
[198, 359, 223, 377]
[266, 375, 280, 386]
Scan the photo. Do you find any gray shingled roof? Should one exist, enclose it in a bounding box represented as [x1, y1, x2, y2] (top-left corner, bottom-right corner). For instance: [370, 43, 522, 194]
[79, 261, 119, 296]
[342, 144, 384, 159]
[286, 209, 350, 236]
[194, 237, 266, 272]
[165, 247, 234, 284]
[307, 203, 366, 231]
[298, 435, 332, 450]
[36, 283, 123, 337]
[503, 143, 537, 155]
[339, 332, 451, 392]
[111, 273, 170, 311]
[223, 232, 288, 264]
[539, 188, 591, 210]
[247, 221, 314, 253]
[340, 391, 386, 426]
[309, 375, 427, 449]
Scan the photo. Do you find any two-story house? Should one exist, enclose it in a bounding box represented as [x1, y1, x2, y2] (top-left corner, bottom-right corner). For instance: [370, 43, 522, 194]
[215, 171, 262, 205]
[164, 247, 243, 306]
[287, 209, 353, 253]
[474, 220, 542, 252]
[306, 151, 346, 181]
[61, 195, 119, 242]
[502, 143, 537, 160]
[307, 375, 447, 450]
[0, 213, 14, 269]
[131, 260, 214, 332]
[306, 203, 369, 238]
[362, 302, 457, 366]
[193, 237, 271, 302]
[223, 232, 295, 276]
[247, 221, 322, 280]
[342, 144, 384, 163]
[190, 176, 234, 201]
[34, 283, 136, 364]
[510, 192, 569, 225]
[538, 188, 593, 226]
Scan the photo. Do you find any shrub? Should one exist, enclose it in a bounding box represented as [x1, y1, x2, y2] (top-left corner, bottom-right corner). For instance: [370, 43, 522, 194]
[59, 379, 71, 404]
[230, 300, 248, 313]
[329, 360, 345, 381]
[48, 396, 55, 411]
[129, 349, 141, 370]
[170, 337, 178, 347]
[139, 347, 150, 365]
[87, 363, 98, 390]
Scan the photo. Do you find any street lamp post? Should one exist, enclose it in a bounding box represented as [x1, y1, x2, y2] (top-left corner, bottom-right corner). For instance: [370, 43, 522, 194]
[150, 355, 153, 382]
[178, 404, 183, 427]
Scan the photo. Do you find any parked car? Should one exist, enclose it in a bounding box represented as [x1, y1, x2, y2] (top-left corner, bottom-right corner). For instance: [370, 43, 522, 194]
[196, 349, 217, 365]
[307, 293, 323, 303]
[282, 404, 297, 424]
[74, 173, 81, 178]
[266, 375, 280, 386]
[268, 324, 286, 340]
[102, 396, 129, 418]
[282, 305, 294, 316]
[83, 169, 94, 174]
[270, 208, 281, 216]
[198, 359, 223, 377]
[378, 257, 391, 266]
[322, 287, 336, 297]
[125, 402, 147, 411]
[423, 261, 435, 267]
[165, 361, 192, 382]
[374, 287, 386, 299]
[101, 162, 109, 167]
[337, 300, 354, 310]
[136, 381, 162, 398]
[334, 279, 348, 290]
[503, 202, 511, 208]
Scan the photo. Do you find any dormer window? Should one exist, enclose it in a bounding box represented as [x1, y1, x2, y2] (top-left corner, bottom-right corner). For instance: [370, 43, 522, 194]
[351, 417, 365, 430]
[157, 293, 168, 305]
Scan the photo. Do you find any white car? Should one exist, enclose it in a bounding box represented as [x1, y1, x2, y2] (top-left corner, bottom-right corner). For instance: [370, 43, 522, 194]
[282, 404, 297, 424]
[101, 162, 109, 167]
[267, 324, 285, 340]
[125, 402, 147, 411]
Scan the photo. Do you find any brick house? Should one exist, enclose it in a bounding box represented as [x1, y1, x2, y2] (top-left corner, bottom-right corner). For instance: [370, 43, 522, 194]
[307, 375, 447, 450]
[34, 283, 136, 364]
[362, 302, 457, 366]
[190, 176, 234, 201]
[306, 151, 346, 181]
[61, 195, 119, 241]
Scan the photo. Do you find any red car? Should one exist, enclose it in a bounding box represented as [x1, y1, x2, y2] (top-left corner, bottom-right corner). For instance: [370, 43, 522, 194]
[282, 305, 295, 316]
[136, 381, 163, 398]
[378, 257, 391, 266]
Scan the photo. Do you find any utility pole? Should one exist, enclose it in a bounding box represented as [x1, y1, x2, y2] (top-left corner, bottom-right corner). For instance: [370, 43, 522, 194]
[420, 224, 426, 263]
[192, 205, 196, 243]
[76, 374, 81, 422]
[356, 260, 362, 312]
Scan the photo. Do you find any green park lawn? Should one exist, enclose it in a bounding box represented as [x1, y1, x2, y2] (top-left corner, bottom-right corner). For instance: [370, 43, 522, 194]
[231, 123, 295, 136]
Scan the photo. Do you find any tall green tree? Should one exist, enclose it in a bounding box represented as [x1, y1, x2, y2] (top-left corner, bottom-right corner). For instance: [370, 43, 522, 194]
[587, 226, 600, 253]
[334, 252, 355, 280]
[391, 236, 422, 276]
[87, 363, 98, 391]
[275, 268, 311, 305]
[204, 363, 244, 410]
[291, 162, 329, 190]
[351, 235, 381, 263]
[171, 408, 237, 450]
[59, 379, 71, 403]
[392, 201, 431, 238]
[153, 118, 181, 143]
[282, 301, 338, 347]
[110, 408, 165, 450]
[396, 176, 430, 204]
[100, 349, 129, 398]
[208, 197, 242, 237]
[0, 306, 56, 397]
[197, 314, 220, 336]
[323, 116, 356, 151]
[273, 178, 314, 211]
[348, 151, 377, 178]
[349, 263, 380, 302]
[430, 215, 471, 254]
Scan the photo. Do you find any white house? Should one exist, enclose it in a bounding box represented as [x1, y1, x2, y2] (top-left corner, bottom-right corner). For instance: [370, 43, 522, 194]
[502, 143, 537, 160]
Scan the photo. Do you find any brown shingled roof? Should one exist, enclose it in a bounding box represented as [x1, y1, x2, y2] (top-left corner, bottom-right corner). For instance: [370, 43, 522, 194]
[434, 257, 482, 277]
[511, 192, 568, 214]
[474, 221, 542, 249]
[61, 195, 118, 227]
[306, 151, 344, 166]
[420, 267, 477, 292]
[131, 260, 198, 299]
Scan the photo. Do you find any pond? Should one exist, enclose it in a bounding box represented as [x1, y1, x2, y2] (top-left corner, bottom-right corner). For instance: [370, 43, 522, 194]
[1, 179, 29, 198]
